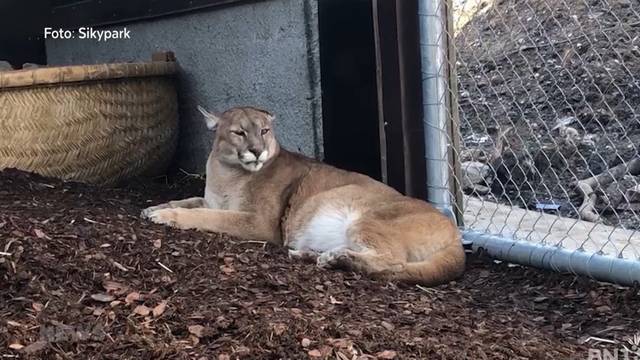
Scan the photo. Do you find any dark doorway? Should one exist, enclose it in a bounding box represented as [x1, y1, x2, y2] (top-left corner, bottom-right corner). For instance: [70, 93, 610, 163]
[318, 0, 381, 181]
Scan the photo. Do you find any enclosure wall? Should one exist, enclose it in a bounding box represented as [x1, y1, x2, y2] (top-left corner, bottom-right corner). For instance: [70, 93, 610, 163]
[46, 0, 323, 173]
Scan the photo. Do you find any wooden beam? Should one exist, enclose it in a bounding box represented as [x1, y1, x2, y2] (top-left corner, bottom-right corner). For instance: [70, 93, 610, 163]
[444, 0, 465, 226]
[50, 0, 266, 29]
[372, 0, 425, 198]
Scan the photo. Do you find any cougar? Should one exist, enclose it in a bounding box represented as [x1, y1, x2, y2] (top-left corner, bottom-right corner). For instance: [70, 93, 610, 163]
[142, 106, 465, 285]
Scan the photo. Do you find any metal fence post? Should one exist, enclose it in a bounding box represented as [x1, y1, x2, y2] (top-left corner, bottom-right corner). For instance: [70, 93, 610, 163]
[419, 0, 455, 221]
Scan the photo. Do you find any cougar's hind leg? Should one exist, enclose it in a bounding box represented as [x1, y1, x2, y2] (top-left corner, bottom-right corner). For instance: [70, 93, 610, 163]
[316, 247, 349, 269]
[315, 217, 407, 276]
[316, 247, 405, 278]
[288, 249, 320, 263]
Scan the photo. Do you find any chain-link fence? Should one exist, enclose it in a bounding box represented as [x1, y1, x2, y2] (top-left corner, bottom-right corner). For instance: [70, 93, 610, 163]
[428, 0, 640, 284]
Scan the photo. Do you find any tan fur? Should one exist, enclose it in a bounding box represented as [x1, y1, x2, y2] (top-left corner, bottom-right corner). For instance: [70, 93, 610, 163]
[143, 106, 465, 285]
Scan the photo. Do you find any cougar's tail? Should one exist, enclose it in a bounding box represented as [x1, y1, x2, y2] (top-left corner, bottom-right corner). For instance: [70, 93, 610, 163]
[389, 242, 466, 286]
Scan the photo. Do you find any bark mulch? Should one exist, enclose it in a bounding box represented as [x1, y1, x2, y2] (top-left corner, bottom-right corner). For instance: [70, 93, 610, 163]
[1, 169, 639, 359]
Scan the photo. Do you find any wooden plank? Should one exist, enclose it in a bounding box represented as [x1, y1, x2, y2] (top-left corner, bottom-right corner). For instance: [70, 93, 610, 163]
[50, 0, 266, 29]
[372, 0, 425, 198]
[395, 0, 427, 199]
[372, 0, 407, 194]
[444, 0, 465, 226]
[372, 0, 389, 185]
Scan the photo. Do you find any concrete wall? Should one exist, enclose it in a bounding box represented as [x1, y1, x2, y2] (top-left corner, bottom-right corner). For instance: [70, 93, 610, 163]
[46, 0, 322, 173]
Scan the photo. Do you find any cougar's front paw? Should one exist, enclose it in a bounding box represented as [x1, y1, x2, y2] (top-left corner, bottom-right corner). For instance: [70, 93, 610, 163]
[140, 203, 171, 219]
[146, 208, 179, 227]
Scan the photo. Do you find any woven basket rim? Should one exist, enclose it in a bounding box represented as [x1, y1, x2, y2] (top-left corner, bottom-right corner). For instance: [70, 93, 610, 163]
[0, 61, 177, 89]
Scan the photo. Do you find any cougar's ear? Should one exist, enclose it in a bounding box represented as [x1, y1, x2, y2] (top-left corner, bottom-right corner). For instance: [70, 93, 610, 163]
[265, 112, 276, 123]
[197, 105, 221, 130]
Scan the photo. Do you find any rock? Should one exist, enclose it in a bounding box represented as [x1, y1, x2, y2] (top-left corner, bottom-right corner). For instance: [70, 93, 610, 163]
[492, 150, 537, 188]
[462, 161, 493, 195]
[461, 133, 498, 163]
[559, 126, 580, 144]
[534, 145, 568, 172]
[627, 184, 640, 203]
[21, 63, 41, 69]
[580, 134, 597, 148]
[460, 148, 489, 162]
[604, 175, 639, 210]
[617, 184, 640, 211]
[552, 116, 577, 131]
[463, 133, 492, 147]
[0, 60, 13, 71]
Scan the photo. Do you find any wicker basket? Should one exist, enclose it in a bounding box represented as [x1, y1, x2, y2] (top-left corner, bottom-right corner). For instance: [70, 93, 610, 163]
[0, 61, 178, 185]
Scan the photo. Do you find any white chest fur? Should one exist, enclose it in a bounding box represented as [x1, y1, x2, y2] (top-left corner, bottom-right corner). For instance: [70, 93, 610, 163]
[204, 182, 247, 211]
[204, 187, 224, 209]
[204, 157, 246, 211]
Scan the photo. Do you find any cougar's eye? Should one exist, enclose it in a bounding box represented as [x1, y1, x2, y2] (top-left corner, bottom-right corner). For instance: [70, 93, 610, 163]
[232, 130, 246, 137]
[261, 128, 270, 135]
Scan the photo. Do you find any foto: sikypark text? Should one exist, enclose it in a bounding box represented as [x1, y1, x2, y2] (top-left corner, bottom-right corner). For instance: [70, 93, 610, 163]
[43, 27, 131, 42]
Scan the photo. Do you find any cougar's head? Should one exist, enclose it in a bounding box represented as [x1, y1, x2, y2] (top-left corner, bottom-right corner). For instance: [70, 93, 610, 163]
[198, 105, 279, 172]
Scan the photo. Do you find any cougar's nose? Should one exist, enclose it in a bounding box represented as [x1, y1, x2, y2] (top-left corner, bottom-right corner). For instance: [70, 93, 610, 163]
[248, 148, 261, 158]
